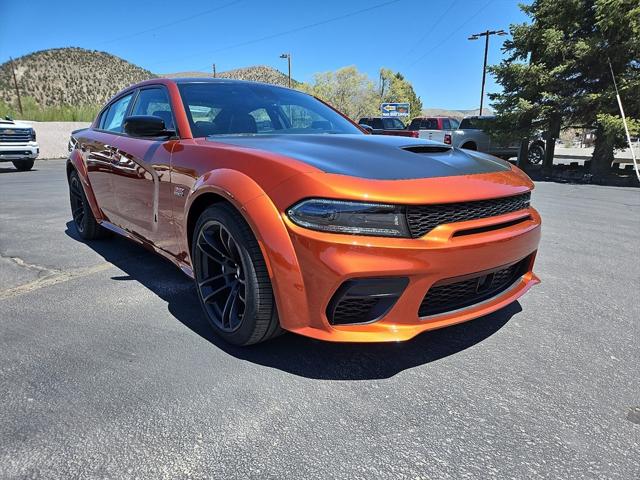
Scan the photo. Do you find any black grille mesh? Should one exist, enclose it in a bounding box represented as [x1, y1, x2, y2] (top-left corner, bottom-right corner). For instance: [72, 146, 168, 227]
[406, 192, 531, 238]
[418, 258, 528, 317]
[332, 297, 379, 325]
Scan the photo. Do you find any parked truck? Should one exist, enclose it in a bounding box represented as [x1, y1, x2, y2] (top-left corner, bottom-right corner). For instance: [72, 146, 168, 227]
[358, 117, 419, 138]
[408, 115, 544, 161]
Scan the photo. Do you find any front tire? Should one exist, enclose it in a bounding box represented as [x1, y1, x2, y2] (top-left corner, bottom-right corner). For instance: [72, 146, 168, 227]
[12, 159, 34, 171]
[528, 143, 545, 164]
[68, 170, 108, 240]
[192, 203, 281, 346]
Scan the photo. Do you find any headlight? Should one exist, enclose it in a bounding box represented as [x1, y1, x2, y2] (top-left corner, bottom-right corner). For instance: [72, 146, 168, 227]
[287, 199, 409, 237]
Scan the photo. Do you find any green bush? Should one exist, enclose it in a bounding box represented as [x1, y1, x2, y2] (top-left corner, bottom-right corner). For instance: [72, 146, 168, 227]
[0, 97, 99, 122]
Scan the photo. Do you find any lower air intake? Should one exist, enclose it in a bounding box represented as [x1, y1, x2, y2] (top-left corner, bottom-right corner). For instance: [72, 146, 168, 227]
[418, 257, 529, 317]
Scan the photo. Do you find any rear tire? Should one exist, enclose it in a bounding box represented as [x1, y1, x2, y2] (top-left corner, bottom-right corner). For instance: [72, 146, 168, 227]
[192, 203, 281, 346]
[68, 170, 108, 240]
[12, 159, 34, 171]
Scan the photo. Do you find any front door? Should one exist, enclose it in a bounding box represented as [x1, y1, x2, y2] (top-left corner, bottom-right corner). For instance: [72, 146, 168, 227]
[109, 87, 178, 252]
[84, 92, 134, 220]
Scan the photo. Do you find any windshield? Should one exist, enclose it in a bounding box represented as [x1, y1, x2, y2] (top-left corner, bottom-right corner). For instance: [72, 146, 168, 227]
[178, 82, 362, 137]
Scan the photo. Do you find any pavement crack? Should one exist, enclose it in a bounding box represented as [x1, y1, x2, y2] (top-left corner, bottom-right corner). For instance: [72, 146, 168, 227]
[0, 263, 114, 301]
[7, 256, 59, 276]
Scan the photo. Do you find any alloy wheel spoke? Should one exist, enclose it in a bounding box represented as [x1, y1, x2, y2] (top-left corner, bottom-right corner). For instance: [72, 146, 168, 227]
[198, 272, 235, 289]
[221, 283, 239, 329]
[199, 230, 234, 264]
[202, 284, 230, 304]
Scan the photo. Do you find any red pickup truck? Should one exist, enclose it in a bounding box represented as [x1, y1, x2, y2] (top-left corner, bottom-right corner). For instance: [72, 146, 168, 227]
[358, 117, 419, 138]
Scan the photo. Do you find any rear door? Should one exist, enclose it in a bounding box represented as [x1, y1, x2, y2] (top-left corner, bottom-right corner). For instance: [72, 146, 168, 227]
[109, 86, 177, 250]
[85, 92, 134, 220]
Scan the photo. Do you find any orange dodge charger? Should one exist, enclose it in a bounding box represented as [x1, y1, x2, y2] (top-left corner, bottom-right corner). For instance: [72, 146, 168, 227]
[67, 78, 541, 345]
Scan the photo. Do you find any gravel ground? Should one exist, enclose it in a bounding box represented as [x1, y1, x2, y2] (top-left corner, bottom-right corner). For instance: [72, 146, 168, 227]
[0, 159, 638, 479]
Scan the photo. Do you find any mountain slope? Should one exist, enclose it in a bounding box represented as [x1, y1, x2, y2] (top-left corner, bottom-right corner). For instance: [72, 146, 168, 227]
[0, 47, 155, 108]
[162, 65, 296, 87]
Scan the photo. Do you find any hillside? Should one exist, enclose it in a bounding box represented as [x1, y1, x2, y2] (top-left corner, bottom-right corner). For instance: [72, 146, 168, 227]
[0, 48, 155, 108]
[422, 107, 494, 120]
[162, 65, 296, 87]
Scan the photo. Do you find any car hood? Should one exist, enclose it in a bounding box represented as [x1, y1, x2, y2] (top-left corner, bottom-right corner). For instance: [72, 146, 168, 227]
[206, 134, 510, 180]
[0, 119, 32, 129]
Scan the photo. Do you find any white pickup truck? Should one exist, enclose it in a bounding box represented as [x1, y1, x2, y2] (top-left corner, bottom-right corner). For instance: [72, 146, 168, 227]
[408, 115, 525, 160]
[0, 117, 39, 171]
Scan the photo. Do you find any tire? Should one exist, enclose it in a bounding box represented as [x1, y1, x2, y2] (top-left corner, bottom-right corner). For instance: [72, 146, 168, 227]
[68, 170, 108, 240]
[12, 159, 34, 171]
[528, 143, 545, 164]
[192, 203, 281, 346]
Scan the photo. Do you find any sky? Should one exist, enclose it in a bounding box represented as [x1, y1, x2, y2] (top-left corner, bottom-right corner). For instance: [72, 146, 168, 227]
[0, 0, 529, 110]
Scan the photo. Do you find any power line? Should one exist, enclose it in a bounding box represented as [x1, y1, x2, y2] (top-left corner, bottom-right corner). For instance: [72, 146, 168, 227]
[406, 0, 494, 69]
[99, 0, 244, 46]
[401, 0, 459, 63]
[147, 0, 403, 70]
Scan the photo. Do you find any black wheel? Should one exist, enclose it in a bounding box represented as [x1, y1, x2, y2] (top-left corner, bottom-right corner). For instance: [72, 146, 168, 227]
[68, 170, 108, 240]
[192, 203, 281, 346]
[528, 143, 545, 164]
[12, 159, 34, 171]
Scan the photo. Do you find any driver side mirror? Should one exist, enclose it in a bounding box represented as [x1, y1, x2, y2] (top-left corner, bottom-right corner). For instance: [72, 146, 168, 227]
[359, 123, 374, 134]
[123, 115, 175, 138]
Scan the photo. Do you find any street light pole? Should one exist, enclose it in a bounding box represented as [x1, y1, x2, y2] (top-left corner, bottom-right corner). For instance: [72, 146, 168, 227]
[280, 53, 291, 88]
[468, 29, 507, 115]
[212, 63, 216, 78]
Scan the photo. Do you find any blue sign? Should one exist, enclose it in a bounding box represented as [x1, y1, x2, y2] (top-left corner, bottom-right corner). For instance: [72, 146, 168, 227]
[381, 102, 410, 117]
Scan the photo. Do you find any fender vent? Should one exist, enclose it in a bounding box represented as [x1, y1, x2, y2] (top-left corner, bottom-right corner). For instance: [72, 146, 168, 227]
[402, 145, 452, 154]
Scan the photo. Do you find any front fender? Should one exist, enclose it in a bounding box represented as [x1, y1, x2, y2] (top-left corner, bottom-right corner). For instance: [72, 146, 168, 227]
[184, 169, 309, 331]
[67, 150, 103, 222]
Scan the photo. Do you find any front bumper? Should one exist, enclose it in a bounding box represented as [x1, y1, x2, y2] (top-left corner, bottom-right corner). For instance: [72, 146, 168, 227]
[0, 142, 39, 161]
[277, 207, 541, 342]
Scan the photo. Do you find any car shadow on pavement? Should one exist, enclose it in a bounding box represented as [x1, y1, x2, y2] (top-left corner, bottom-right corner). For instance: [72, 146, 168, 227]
[66, 222, 520, 381]
[0, 166, 36, 174]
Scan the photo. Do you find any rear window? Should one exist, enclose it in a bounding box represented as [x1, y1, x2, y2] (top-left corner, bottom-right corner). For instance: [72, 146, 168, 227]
[421, 118, 439, 129]
[382, 118, 405, 130]
[459, 118, 486, 129]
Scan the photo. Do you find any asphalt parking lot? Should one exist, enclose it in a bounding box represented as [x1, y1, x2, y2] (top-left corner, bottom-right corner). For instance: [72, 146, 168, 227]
[1, 159, 638, 479]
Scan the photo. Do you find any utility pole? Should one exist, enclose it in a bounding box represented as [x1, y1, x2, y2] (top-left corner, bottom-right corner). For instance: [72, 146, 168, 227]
[468, 30, 507, 115]
[9, 57, 23, 115]
[280, 53, 291, 88]
[212, 63, 216, 78]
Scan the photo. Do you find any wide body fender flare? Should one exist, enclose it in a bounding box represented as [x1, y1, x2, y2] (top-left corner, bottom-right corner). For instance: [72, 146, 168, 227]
[184, 169, 310, 331]
[67, 150, 104, 222]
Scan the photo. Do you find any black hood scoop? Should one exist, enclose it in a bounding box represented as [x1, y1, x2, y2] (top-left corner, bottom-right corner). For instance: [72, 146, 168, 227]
[208, 134, 510, 180]
[401, 145, 452, 154]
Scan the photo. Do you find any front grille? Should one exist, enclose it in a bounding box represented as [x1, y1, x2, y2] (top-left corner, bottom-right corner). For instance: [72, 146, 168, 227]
[0, 128, 31, 143]
[406, 192, 531, 238]
[418, 257, 529, 317]
[332, 297, 379, 325]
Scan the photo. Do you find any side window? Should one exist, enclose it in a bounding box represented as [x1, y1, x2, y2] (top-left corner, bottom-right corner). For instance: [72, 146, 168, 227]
[442, 119, 451, 130]
[102, 94, 133, 133]
[98, 108, 109, 129]
[450, 118, 460, 129]
[249, 108, 274, 133]
[371, 118, 383, 129]
[130, 87, 174, 130]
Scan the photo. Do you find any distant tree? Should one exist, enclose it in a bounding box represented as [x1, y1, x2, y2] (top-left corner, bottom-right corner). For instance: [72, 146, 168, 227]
[489, 0, 640, 178]
[379, 68, 423, 122]
[300, 66, 379, 121]
[300, 66, 422, 123]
